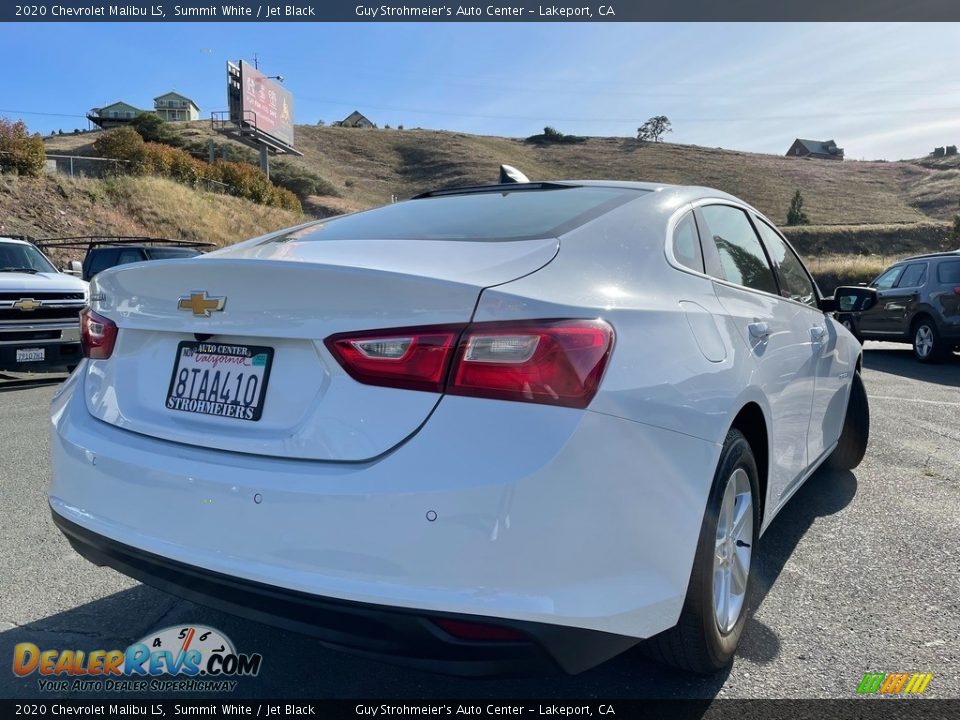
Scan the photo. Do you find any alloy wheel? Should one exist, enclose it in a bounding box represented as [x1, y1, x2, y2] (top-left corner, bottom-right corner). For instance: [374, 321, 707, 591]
[915, 325, 934, 359]
[713, 467, 753, 634]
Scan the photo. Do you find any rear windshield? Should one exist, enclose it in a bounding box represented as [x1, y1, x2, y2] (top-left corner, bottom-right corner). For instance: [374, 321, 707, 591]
[937, 260, 960, 284]
[269, 186, 647, 243]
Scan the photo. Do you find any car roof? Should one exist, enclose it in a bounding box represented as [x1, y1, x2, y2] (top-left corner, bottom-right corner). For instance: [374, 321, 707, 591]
[414, 179, 752, 213]
[899, 250, 960, 263]
[0, 237, 31, 246]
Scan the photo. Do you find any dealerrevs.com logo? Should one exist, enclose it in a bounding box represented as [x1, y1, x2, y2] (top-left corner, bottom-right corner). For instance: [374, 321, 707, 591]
[13, 625, 262, 693]
[857, 672, 934, 696]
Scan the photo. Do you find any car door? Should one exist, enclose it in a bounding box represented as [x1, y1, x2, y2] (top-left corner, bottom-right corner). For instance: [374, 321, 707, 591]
[697, 204, 815, 507]
[858, 265, 904, 337]
[884, 262, 928, 337]
[754, 218, 844, 468]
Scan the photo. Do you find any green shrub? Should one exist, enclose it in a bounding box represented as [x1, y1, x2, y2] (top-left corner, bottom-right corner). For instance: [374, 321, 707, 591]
[93, 127, 147, 173]
[525, 126, 586, 145]
[786, 190, 811, 226]
[270, 160, 339, 199]
[0, 119, 46, 176]
[130, 113, 176, 144]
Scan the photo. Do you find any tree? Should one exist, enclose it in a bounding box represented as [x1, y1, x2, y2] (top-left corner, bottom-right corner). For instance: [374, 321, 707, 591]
[92, 126, 147, 173]
[637, 115, 672, 143]
[0, 119, 46, 176]
[129, 113, 171, 143]
[786, 190, 811, 226]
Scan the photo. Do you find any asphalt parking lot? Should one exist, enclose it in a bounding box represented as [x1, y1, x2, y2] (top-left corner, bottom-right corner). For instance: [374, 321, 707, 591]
[1, 342, 957, 700]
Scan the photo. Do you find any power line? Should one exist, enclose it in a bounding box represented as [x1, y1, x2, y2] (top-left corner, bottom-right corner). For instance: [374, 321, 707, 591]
[0, 108, 88, 119]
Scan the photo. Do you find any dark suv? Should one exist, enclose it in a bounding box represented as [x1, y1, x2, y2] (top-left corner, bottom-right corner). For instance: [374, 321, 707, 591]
[836, 251, 960, 362]
[34, 237, 216, 282]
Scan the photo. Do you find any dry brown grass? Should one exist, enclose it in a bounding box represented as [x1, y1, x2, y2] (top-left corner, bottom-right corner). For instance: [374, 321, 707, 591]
[0, 174, 303, 248]
[804, 253, 897, 294]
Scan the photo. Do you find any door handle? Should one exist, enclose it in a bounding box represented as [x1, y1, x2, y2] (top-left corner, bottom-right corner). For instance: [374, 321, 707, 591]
[748, 322, 770, 339]
[810, 326, 827, 343]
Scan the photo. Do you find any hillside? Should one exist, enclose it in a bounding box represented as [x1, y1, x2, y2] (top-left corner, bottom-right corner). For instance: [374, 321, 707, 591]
[31, 124, 960, 291]
[0, 174, 303, 257]
[45, 122, 959, 228]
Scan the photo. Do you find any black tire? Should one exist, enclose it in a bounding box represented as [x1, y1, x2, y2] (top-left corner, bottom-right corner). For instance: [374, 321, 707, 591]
[911, 316, 946, 363]
[645, 429, 760, 674]
[827, 371, 869, 471]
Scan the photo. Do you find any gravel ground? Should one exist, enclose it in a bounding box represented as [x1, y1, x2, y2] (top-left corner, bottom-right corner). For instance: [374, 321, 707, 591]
[1, 342, 957, 699]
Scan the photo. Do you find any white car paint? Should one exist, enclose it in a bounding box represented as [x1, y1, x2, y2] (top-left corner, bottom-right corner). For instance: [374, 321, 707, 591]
[48, 182, 860, 656]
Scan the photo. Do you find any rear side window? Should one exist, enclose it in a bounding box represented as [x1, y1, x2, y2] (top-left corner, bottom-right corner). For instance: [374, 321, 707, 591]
[936, 260, 960, 284]
[148, 248, 202, 260]
[86, 249, 118, 278]
[872, 266, 903, 290]
[754, 220, 817, 306]
[264, 186, 648, 243]
[699, 205, 778, 296]
[897, 263, 927, 288]
[672, 212, 704, 272]
[116, 249, 145, 266]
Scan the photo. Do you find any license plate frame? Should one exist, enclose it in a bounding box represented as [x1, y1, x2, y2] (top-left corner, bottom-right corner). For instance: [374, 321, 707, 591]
[16, 347, 45, 363]
[165, 341, 274, 422]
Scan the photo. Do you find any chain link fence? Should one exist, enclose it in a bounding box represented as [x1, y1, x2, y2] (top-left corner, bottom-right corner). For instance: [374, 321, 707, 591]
[41, 152, 232, 194]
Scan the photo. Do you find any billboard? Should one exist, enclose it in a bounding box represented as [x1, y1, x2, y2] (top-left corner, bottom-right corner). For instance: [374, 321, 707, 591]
[229, 60, 295, 148]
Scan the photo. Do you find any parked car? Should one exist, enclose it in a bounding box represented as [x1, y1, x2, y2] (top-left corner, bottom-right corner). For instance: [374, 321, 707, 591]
[0, 237, 87, 373]
[834, 251, 960, 362]
[49, 181, 869, 676]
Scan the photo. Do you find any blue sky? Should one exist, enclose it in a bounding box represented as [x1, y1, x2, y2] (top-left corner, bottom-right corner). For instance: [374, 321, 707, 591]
[1, 22, 958, 160]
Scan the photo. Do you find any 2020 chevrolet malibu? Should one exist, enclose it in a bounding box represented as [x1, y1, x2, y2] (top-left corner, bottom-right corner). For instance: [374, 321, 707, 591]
[49, 181, 869, 675]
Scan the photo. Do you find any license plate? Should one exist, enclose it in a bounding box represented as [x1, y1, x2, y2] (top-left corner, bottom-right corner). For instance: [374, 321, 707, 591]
[16, 348, 45, 363]
[165, 342, 274, 422]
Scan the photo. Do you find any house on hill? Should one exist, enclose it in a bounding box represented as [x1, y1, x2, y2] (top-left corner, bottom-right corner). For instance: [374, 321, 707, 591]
[153, 91, 200, 122]
[87, 101, 147, 129]
[787, 138, 844, 161]
[336, 111, 375, 128]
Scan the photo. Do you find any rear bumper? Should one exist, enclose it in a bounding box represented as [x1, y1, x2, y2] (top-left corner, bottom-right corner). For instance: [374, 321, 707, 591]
[51, 510, 636, 676]
[49, 368, 721, 673]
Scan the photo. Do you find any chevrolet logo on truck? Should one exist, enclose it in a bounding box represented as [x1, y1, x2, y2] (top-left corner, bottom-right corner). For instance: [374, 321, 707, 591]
[13, 298, 41, 312]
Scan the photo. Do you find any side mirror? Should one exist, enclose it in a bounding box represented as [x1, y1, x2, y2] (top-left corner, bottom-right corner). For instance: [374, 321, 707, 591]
[828, 285, 878, 314]
[62, 260, 83, 277]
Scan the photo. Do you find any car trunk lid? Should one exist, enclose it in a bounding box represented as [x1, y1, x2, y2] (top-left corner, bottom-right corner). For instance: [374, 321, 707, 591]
[83, 237, 559, 461]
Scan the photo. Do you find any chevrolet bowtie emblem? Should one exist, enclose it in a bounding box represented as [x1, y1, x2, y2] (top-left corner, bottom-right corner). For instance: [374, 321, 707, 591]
[13, 298, 41, 312]
[178, 291, 226, 317]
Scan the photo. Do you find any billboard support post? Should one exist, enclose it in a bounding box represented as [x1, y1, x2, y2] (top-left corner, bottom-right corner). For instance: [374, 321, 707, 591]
[259, 144, 269, 179]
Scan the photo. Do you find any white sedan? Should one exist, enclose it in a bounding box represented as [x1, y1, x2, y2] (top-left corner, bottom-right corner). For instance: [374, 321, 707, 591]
[49, 181, 868, 675]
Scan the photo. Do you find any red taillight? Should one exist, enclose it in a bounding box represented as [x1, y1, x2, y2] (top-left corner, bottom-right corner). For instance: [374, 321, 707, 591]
[325, 319, 614, 409]
[80, 308, 118, 359]
[953, 287, 960, 296]
[430, 617, 526, 642]
[449, 320, 614, 409]
[325, 326, 460, 392]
